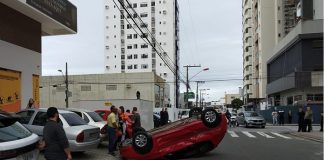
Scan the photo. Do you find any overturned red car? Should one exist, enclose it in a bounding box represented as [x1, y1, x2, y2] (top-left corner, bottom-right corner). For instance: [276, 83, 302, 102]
[120, 108, 227, 160]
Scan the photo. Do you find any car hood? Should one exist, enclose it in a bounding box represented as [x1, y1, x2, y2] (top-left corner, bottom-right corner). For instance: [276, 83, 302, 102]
[245, 116, 264, 121]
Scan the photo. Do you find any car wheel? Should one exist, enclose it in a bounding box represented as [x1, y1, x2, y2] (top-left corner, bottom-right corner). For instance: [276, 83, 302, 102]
[132, 131, 153, 155]
[133, 127, 145, 134]
[201, 108, 221, 128]
[189, 107, 202, 118]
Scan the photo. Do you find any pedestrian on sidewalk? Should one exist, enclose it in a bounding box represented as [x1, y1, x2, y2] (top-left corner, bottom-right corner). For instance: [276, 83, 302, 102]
[278, 110, 285, 126]
[288, 110, 292, 124]
[320, 111, 323, 132]
[297, 107, 305, 132]
[304, 106, 313, 132]
[272, 110, 278, 126]
[107, 105, 118, 156]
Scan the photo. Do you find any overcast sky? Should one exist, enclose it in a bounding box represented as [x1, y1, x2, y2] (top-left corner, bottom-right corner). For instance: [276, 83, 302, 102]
[42, 0, 243, 103]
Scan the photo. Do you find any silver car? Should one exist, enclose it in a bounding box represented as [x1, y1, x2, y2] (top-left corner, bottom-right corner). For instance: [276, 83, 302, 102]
[0, 110, 39, 160]
[16, 108, 100, 152]
[64, 108, 107, 141]
[236, 111, 266, 128]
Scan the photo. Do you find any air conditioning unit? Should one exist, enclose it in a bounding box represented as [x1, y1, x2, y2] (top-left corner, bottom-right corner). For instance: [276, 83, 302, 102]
[126, 84, 131, 88]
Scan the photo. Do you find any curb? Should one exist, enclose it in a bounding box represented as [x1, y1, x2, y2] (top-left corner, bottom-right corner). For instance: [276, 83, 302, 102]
[289, 132, 323, 143]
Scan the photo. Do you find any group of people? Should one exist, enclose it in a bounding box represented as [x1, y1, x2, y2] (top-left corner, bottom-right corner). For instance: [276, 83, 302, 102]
[271, 109, 290, 126]
[297, 106, 317, 132]
[160, 107, 169, 126]
[107, 105, 141, 156]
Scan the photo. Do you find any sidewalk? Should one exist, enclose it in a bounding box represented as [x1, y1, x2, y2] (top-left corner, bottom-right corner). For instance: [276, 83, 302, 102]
[267, 123, 323, 143]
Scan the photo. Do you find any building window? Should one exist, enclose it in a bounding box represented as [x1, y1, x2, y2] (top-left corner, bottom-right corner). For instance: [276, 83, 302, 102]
[121, 65, 125, 69]
[133, 13, 138, 18]
[140, 23, 148, 28]
[134, 64, 138, 69]
[133, 3, 137, 8]
[121, 55, 125, 59]
[141, 33, 148, 38]
[114, 25, 116, 28]
[127, 45, 132, 49]
[127, 24, 132, 29]
[106, 85, 117, 91]
[81, 85, 91, 91]
[127, 34, 132, 39]
[115, 65, 117, 68]
[140, 13, 148, 18]
[105, 66, 110, 69]
[127, 54, 133, 59]
[141, 44, 149, 48]
[134, 54, 138, 59]
[141, 64, 148, 69]
[151, 2, 155, 6]
[141, 54, 148, 59]
[134, 34, 138, 39]
[127, 65, 133, 69]
[114, 35, 116, 38]
[134, 44, 138, 49]
[114, 55, 116, 58]
[140, 3, 148, 7]
[105, 5, 109, 9]
[106, 46, 109, 49]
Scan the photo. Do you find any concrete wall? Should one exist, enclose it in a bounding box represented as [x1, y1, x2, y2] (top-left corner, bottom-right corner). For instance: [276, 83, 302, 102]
[0, 40, 41, 109]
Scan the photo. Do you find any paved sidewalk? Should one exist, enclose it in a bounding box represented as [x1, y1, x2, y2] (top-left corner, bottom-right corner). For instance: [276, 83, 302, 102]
[268, 124, 323, 142]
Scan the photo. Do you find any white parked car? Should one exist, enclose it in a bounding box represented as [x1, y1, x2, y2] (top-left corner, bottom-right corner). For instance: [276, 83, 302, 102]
[0, 110, 39, 160]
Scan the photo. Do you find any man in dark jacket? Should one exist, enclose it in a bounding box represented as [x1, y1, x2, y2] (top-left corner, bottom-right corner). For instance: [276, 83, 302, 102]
[43, 107, 72, 160]
[298, 107, 305, 132]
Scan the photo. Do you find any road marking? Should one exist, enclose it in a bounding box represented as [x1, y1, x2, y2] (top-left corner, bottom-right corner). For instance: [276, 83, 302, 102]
[257, 132, 274, 138]
[271, 132, 292, 139]
[242, 131, 256, 138]
[227, 131, 239, 137]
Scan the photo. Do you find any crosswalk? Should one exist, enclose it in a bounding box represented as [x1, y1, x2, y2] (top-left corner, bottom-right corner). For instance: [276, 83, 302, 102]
[227, 131, 292, 139]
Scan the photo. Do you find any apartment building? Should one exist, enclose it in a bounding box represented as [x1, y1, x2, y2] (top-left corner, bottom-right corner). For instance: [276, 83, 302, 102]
[104, 0, 179, 108]
[267, 0, 323, 106]
[242, 0, 276, 106]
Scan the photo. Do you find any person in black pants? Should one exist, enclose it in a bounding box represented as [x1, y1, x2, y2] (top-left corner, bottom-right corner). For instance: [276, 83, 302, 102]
[297, 107, 305, 132]
[304, 106, 313, 132]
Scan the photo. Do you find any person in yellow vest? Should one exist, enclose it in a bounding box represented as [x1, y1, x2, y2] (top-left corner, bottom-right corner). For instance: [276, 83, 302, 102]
[304, 106, 313, 132]
[107, 105, 118, 156]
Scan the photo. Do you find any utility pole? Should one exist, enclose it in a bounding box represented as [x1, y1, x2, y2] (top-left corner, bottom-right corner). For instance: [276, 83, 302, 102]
[183, 65, 201, 108]
[195, 81, 204, 107]
[65, 62, 69, 108]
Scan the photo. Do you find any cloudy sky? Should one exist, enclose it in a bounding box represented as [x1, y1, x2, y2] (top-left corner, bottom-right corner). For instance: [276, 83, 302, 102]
[42, 0, 243, 102]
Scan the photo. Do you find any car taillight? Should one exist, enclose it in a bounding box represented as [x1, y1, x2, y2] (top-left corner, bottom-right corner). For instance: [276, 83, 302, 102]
[0, 150, 17, 159]
[101, 125, 107, 134]
[76, 132, 84, 143]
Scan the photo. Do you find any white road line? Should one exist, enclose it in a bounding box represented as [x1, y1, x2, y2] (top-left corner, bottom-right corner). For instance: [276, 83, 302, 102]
[242, 131, 256, 138]
[271, 132, 292, 139]
[227, 131, 239, 137]
[257, 132, 274, 138]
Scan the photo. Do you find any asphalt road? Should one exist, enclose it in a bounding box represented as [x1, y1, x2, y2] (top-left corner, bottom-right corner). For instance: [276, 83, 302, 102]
[38, 126, 323, 160]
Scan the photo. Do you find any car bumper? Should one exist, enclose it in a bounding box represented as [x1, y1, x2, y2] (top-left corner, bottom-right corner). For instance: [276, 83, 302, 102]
[247, 122, 266, 127]
[69, 139, 100, 152]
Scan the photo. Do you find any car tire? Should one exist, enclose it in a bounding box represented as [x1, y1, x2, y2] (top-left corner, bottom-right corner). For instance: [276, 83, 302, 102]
[133, 127, 145, 134]
[201, 108, 221, 128]
[189, 107, 202, 118]
[132, 131, 153, 155]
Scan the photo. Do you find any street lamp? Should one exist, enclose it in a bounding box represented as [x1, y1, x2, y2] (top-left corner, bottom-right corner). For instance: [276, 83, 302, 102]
[58, 62, 69, 108]
[191, 68, 209, 107]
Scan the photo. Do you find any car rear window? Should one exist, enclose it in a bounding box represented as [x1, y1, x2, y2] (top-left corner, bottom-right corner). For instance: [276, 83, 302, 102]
[87, 112, 103, 122]
[61, 113, 87, 126]
[0, 122, 32, 142]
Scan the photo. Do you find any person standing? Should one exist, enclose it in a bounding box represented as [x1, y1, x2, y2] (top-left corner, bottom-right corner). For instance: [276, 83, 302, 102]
[288, 110, 292, 124]
[107, 105, 118, 156]
[132, 107, 141, 129]
[26, 98, 35, 109]
[225, 110, 231, 125]
[42, 107, 72, 160]
[304, 106, 313, 132]
[272, 110, 278, 126]
[119, 106, 128, 142]
[160, 108, 166, 126]
[297, 107, 305, 132]
[164, 107, 169, 125]
[278, 110, 285, 126]
[320, 111, 323, 132]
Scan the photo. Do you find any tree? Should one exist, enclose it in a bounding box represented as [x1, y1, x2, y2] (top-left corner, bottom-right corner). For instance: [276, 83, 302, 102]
[231, 98, 243, 109]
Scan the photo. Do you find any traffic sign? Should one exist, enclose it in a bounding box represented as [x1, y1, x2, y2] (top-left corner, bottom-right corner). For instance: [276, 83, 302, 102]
[184, 92, 195, 99]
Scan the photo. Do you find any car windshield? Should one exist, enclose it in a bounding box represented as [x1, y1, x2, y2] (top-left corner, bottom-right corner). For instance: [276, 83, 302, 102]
[245, 112, 259, 117]
[61, 113, 87, 126]
[87, 112, 104, 122]
[0, 122, 32, 142]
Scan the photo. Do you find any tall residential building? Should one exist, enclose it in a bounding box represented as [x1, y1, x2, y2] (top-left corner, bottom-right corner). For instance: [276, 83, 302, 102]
[104, 0, 180, 108]
[267, 0, 323, 106]
[242, 0, 276, 106]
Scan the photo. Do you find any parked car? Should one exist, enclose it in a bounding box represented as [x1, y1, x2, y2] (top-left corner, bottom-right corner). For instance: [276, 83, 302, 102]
[120, 108, 227, 159]
[236, 111, 266, 128]
[16, 108, 100, 152]
[64, 108, 107, 141]
[0, 110, 40, 160]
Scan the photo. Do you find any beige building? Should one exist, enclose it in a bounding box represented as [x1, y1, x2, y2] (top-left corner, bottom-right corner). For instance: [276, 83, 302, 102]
[224, 94, 241, 105]
[40, 72, 169, 109]
[242, 0, 276, 105]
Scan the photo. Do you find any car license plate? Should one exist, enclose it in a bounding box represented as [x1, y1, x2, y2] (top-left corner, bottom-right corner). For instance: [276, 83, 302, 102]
[17, 150, 38, 160]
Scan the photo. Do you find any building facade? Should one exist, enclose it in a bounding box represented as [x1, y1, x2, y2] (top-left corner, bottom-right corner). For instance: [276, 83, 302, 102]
[224, 94, 241, 106]
[267, 0, 323, 106]
[0, 0, 77, 112]
[242, 0, 276, 106]
[104, 0, 180, 108]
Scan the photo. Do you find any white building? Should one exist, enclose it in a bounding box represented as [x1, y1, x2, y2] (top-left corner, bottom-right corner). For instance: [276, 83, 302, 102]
[103, 0, 180, 108]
